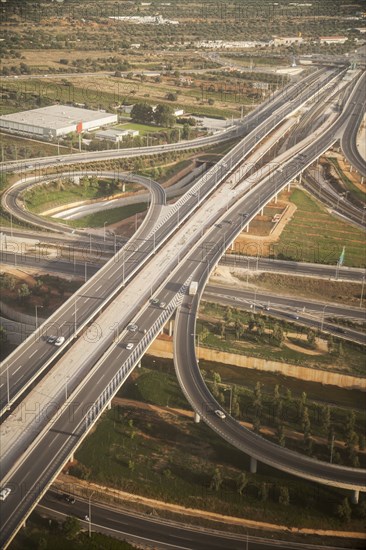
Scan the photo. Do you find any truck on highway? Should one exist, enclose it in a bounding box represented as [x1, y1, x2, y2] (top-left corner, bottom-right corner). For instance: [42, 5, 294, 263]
[189, 281, 198, 296]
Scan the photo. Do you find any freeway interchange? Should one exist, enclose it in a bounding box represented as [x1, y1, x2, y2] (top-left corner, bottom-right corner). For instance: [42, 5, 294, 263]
[0, 66, 366, 548]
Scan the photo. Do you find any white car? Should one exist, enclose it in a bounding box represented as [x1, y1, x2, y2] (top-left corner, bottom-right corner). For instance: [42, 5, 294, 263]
[215, 410, 226, 420]
[54, 336, 65, 347]
[127, 324, 138, 332]
[126, 343, 134, 350]
[0, 487, 11, 501]
[159, 302, 166, 309]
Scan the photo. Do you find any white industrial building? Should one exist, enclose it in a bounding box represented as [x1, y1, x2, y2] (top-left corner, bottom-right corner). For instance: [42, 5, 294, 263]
[95, 128, 139, 143]
[0, 105, 118, 138]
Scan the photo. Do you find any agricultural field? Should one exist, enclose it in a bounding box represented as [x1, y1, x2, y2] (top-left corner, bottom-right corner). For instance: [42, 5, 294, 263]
[237, 188, 366, 268]
[277, 189, 366, 267]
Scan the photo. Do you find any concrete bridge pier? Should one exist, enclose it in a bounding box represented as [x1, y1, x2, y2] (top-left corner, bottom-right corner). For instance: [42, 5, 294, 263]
[351, 490, 359, 504]
[107, 400, 112, 411]
[246, 223, 250, 233]
[194, 412, 201, 423]
[260, 207, 264, 215]
[274, 194, 278, 204]
[168, 320, 173, 337]
[287, 182, 291, 192]
[249, 456, 257, 473]
[138, 360, 142, 368]
[298, 172, 302, 184]
[69, 452, 74, 463]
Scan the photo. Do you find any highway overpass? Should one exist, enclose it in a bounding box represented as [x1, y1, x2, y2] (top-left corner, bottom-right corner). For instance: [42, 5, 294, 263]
[1, 67, 365, 548]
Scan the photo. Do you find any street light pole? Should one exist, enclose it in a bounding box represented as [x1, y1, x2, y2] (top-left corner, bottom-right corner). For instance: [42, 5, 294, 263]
[65, 375, 70, 401]
[35, 305, 43, 330]
[88, 491, 95, 538]
[224, 386, 233, 415]
[74, 297, 78, 335]
[6, 366, 10, 409]
[321, 305, 328, 332]
[253, 288, 258, 312]
[360, 277, 365, 308]
[330, 433, 335, 464]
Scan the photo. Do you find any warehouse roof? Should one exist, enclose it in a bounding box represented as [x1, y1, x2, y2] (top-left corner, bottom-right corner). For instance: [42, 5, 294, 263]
[0, 105, 116, 129]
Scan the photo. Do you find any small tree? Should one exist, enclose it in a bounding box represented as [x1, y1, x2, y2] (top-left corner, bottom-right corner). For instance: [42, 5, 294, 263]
[17, 283, 31, 301]
[210, 468, 223, 492]
[225, 306, 233, 323]
[321, 405, 331, 434]
[256, 318, 265, 336]
[258, 482, 268, 502]
[247, 314, 255, 332]
[236, 472, 248, 496]
[336, 498, 352, 523]
[253, 382, 262, 417]
[62, 516, 81, 540]
[272, 322, 284, 346]
[278, 486, 290, 506]
[277, 423, 285, 447]
[327, 334, 335, 353]
[253, 415, 261, 434]
[307, 330, 316, 349]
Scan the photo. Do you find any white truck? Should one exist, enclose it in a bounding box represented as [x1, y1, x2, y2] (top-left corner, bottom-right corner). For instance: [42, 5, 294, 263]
[189, 281, 198, 296]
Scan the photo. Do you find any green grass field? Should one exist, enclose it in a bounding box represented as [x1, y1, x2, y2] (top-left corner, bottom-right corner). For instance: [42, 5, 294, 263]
[275, 189, 366, 267]
[58, 202, 147, 228]
[115, 122, 169, 135]
[23, 180, 139, 214]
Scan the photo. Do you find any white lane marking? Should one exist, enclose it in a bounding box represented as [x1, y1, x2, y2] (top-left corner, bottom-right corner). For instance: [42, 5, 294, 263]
[29, 350, 38, 359]
[12, 364, 23, 376]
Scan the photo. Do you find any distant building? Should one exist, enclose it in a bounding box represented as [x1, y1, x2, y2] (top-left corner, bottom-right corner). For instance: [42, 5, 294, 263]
[194, 40, 266, 49]
[0, 105, 117, 138]
[95, 129, 139, 143]
[273, 36, 304, 47]
[319, 36, 348, 44]
[109, 15, 179, 25]
[119, 105, 135, 114]
[174, 109, 184, 117]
